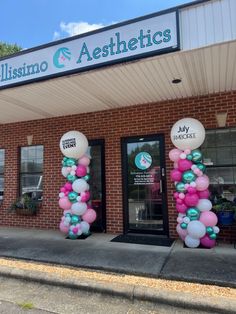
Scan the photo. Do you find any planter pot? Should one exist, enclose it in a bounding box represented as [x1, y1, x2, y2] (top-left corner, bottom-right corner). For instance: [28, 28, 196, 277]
[15, 207, 37, 216]
[217, 211, 235, 225]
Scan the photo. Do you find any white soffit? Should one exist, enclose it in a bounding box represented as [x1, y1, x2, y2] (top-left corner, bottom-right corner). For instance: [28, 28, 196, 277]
[0, 40, 235, 123]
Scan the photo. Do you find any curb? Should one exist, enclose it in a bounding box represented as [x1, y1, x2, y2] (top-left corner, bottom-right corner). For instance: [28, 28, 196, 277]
[0, 266, 235, 314]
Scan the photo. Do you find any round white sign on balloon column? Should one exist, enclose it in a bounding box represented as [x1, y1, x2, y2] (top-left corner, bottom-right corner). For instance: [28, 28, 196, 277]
[170, 118, 205, 150]
[60, 131, 88, 159]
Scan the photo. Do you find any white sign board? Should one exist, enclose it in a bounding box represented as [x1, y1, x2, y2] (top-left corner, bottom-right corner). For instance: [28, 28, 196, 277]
[0, 11, 179, 89]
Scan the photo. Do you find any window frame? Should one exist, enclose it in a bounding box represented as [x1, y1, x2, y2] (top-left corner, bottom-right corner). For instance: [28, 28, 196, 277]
[202, 127, 236, 201]
[19, 145, 44, 200]
[0, 148, 5, 201]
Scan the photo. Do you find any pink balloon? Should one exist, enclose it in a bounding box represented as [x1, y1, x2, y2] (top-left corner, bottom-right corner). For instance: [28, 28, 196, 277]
[173, 162, 178, 169]
[59, 222, 69, 234]
[59, 197, 71, 210]
[169, 149, 182, 162]
[176, 223, 188, 241]
[174, 192, 179, 199]
[178, 159, 193, 172]
[198, 189, 210, 199]
[184, 193, 199, 207]
[176, 203, 187, 213]
[80, 191, 90, 202]
[199, 211, 218, 227]
[187, 187, 197, 194]
[200, 235, 216, 248]
[60, 187, 66, 193]
[76, 165, 87, 177]
[170, 169, 182, 182]
[73, 227, 79, 234]
[78, 155, 90, 167]
[64, 182, 73, 192]
[195, 175, 210, 191]
[176, 198, 183, 204]
[82, 208, 97, 224]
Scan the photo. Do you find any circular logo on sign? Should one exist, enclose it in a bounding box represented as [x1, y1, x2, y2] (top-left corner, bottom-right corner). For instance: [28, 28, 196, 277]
[135, 152, 152, 170]
[53, 47, 71, 68]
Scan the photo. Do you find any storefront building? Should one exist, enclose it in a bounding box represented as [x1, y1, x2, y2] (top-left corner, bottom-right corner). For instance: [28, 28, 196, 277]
[0, 0, 236, 242]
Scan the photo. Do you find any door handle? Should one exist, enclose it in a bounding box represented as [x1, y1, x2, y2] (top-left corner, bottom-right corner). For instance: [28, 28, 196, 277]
[160, 179, 163, 194]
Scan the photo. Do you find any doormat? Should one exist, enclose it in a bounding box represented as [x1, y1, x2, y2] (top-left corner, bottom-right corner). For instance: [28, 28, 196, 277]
[111, 234, 174, 247]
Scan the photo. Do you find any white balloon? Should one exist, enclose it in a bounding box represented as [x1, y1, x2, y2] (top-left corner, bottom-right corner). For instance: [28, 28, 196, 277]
[71, 202, 87, 216]
[185, 235, 200, 248]
[59, 131, 88, 159]
[171, 118, 205, 150]
[183, 217, 190, 224]
[81, 221, 90, 234]
[187, 220, 206, 239]
[197, 199, 212, 212]
[213, 226, 220, 234]
[72, 179, 88, 193]
[61, 167, 69, 178]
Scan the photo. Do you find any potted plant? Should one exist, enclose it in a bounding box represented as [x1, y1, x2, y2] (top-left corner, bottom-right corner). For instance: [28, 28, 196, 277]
[9, 194, 39, 216]
[213, 199, 236, 225]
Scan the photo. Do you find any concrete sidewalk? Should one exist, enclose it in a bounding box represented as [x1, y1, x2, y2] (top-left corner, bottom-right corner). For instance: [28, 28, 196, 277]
[0, 227, 235, 288]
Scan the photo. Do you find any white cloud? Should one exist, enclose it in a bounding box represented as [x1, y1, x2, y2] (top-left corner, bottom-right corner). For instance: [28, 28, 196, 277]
[53, 21, 105, 40]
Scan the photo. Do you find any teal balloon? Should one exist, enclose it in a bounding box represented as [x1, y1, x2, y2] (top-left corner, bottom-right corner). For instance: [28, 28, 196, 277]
[176, 182, 186, 193]
[71, 215, 79, 224]
[182, 170, 196, 183]
[186, 208, 200, 221]
[65, 213, 71, 218]
[68, 230, 77, 240]
[186, 154, 193, 160]
[65, 158, 77, 167]
[209, 233, 217, 240]
[196, 163, 206, 172]
[67, 174, 77, 182]
[191, 149, 202, 163]
[180, 222, 188, 229]
[68, 192, 78, 203]
[83, 174, 91, 181]
[206, 226, 214, 235]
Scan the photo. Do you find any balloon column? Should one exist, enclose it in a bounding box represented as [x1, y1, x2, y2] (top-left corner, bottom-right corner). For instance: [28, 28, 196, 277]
[59, 131, 97, 239]
[169, 118, 220, 248]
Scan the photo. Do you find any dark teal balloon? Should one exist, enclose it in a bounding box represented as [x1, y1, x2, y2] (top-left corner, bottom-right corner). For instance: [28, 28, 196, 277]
[209, 233, 217, 240]
[71, 215, 79, 224]
[65, 158, 77, 167]
[182, 170, 196, 183]
[191, 149, 202, 163]
[206, 226, 214, 235]
[186, 208, 200, 221]
[68, 230, 77, 240]
[83, 174, 91, 181]
[196, 163, 206, 172]
[186, 154, 193, 160]
[67, 174, 77, 182]
[180, 222, 188, 229]
[65, 213, 71, 218]
[176, 182, 186, 193]
[68, 191, 78, 203]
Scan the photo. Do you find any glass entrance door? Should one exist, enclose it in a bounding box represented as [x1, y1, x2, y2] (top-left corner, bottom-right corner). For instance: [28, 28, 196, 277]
[88, 140, 106, 232]
[122, 135, 168, 235]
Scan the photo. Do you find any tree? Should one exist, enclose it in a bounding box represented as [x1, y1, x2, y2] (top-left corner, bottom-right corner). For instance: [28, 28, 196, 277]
[0, 42, 22, 58]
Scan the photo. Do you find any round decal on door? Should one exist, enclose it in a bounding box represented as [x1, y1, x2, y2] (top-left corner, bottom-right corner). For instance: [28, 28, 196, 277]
[135, 152, 152, 170]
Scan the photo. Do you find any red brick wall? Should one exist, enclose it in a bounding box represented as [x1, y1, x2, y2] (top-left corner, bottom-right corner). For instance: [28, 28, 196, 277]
[0, 90, 236, 241]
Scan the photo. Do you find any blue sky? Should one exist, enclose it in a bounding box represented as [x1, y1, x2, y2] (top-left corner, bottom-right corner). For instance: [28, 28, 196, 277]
[0, 0, 195, 49]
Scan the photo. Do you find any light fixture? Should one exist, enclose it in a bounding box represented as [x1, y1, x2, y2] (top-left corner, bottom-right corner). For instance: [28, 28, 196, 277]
[215, 112, 228, 128]
[172, 78, 182, 84]
[27, 135, 33, 146]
